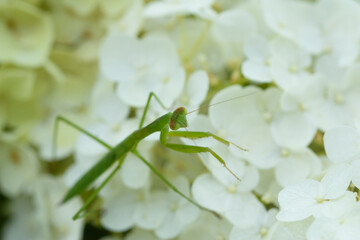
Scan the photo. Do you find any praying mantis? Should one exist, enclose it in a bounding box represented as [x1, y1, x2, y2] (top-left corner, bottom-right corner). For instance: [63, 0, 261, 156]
[54, 92, 249, 220]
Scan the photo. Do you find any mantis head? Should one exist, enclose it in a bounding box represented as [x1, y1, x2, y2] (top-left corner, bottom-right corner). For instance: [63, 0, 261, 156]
[169, 107, 188, 130]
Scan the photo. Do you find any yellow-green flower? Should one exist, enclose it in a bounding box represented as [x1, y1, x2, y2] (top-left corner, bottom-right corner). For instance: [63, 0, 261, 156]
[0, 2, 53, 67]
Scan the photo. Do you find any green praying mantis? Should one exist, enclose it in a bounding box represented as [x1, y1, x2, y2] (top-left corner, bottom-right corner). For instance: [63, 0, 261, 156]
[54, 92, 249, 220]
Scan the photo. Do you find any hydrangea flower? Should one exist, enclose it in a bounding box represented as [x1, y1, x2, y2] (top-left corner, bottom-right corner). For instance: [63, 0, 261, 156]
[0, 143, 39, 197]
[179, 212, 232, 240]
[0, 2, 53, 67]
[241, 34, 272, 83]
[211, 8, 258, 62]
[100, 177, 169, 232]
[277, 164, 353, 222]
[154, 176, 199, 239]
[3, 176, 84, 240]
[229, 207, 278, 240]
[324, 123, 360, 188]
[144, 0, 216, 19]
[100, 31, 185, 108]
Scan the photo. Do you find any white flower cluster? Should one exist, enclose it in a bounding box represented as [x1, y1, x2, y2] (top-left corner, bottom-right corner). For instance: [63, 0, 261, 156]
[1, 0, 360, 239]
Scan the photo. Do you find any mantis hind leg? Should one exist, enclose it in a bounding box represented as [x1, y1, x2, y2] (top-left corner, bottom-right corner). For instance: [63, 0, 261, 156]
[53, 116, 119, 219]
[72, 159, 122, 220]
[131, 149, 220, 218]
[52, 115, 112, 160]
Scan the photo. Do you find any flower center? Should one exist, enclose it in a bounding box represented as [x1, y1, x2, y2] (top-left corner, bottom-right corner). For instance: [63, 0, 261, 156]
[112, 124, 121, 132]
[260, 227, 268, 237]
[10, 149, 21, 165]
[324, 45, 332, 54]
[263, 111, 272, 122]
[217, 129, 227, 139]
[261, 193, 273, 204]
[162, 76, 170, 84]
[280, 148, 290, 157]
[136, 193, 144, 201]
[226, 184, 237, 194]
[298, 102, 306, 111]
[180, 95, 189, 105]
[171, 203, 178, 212]
[265, 58, 271, 66]
[289, 65, 298, 73]
[216, 234, 226, 240]
[334, 93, 344, 104]
[316, 196, 329, 204]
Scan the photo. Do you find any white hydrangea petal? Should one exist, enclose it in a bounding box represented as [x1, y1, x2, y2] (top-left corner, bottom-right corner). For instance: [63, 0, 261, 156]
[208, 85, 258, 131]
[157, 66, 186, 107]
[275, 154, 311, 187]
[134, 192, 168, 230]
[225, 193, 263, 228]
[262, 0, 322, 53]
[269, 218, 313, 240]
[121, 154, 150, 189]
[337, 210, 360, 239]
[3, 211, 41, 240]
[280, 93, 300, 111]
[324, 126, 360, 163]
[306, 218, 336, 240]
[31, 176, 84, 240]
[99, 32, 137, 82]
[271, 64, 310, 93]
[320, 164, 352, 199]
[141, 35, 179, 68]
[176, 203, 199, 225]
[91, 91, 129, 125]
[271, 112, 316, 149]
[185, 70, 209, 107]
[144, 2, 185, 18]
[351, 160, 360, 189]
[155, 213, 182, 239]
[192, 174, 230, 212]
[242, 60, 271, 83]
[236, 165, 259, 192]
[319, 192, 357, 219]
[244, 34, 269, 60]
[101, 191, 137, 232]
[265, 208, 279, 227]
[116, 75, 159, 108]
[212, 9, 257, 42]
[178, 212, 232, 240]
[315, 55, 344, 82]
[244, 134, 279, 169]
[277, 180, 319, 222]
[230, 226, 259, 240]
[270, 37, 311, 69]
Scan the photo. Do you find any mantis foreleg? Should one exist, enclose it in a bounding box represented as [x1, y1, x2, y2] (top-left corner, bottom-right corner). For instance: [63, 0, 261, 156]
[167, 130, 248, 151]
[161, 128, 242, 181]
[139, 92, 168, 129]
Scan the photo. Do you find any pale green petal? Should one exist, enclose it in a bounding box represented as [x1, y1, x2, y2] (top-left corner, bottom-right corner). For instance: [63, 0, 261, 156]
[0, 2, 53, 66]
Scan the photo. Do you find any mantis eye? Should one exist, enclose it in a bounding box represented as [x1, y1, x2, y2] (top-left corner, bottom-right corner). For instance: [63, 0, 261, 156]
[169, 107, 188, 130]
